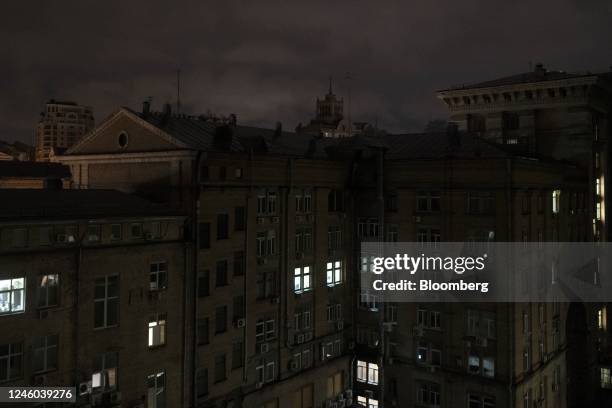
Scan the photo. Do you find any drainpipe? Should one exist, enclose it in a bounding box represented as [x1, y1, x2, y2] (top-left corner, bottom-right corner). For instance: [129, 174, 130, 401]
[243, 148, 254, 381]
[377, 148, 386, 407]
[506, 158, 515, 408]
[281, 159, 294, 372]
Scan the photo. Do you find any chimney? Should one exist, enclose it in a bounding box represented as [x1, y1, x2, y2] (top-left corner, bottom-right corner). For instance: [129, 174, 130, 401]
[142, 98, 151, 116]
[274, 122, 282, 139]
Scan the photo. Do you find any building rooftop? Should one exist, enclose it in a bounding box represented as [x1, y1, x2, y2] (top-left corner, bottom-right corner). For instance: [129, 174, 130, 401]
[0, 189, 184, 220]
[0, 161, 71, 179]
[440, 64, 612, 92]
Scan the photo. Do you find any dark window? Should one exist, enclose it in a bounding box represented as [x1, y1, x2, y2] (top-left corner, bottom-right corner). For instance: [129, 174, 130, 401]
[198, 270, 210, 297]
[216, 260, 228, 287]
[328, 190, 344, 212]
[219, 167, 227, 180]
[233, 295, 244, 320]
[200, 166, 209, 181]
[386, 194, 398, 212]
[196, 368, 208, 397]
[214, 354, 226, 383]
[216, 214, 229, 240]
[0, 342, 23, 381]
[232, 342, 243, 369]
[94, 276, 119, 328]
[234, 207, 245, 231]
[503, 112, 520, 130]
[197, 317, 209, 345]
[233, 251, 245, 276]
[198, 223, 210, 249]
[215, 306, 227, 334]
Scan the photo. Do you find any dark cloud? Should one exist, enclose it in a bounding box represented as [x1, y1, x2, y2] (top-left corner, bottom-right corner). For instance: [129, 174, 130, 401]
[2, 0, 612, 143]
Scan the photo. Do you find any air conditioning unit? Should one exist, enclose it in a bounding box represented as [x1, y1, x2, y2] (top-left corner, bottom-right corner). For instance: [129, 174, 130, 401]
[413, 326, 424, 337]
[476, 337, 488, 347]
[272, 216, 280, 224]
[257, 257, 267, 265]
[270, 296, 280, 304]
[256, 382, 264, 389]
[109, 391, 122, 404]
[236, 318, 246, 328]
[415, 216, 422, 223]
[256, 217, 265, 225]
[38, 309, 49, 319]
[87, 234, 100, 242]
[338, 400, 346, 408]
[144, 232, 154, 240]
[79, 381, 92, 395]
[364, 390, 374, 398]
[296, 334, 305, 344]
[347, 341, 355, 350]
[383, 322, 395, 332]
[344, 389, 353, 400]
[290, 360, 299, 371]
[260, 343, 269, 353]
[32, 374, 46, 386]
[336, 321, 344, 331]
[305, 332, 313, 342]
[56, 234, 68, 243]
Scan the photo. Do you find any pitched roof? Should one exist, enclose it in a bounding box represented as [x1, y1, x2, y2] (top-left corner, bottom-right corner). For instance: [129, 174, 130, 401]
[0, 161, 71, 179]
[0, 189, 183, 220]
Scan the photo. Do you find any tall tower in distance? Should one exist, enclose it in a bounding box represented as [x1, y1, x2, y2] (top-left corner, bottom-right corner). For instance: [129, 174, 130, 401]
[316, 77, 344, 125]
[35, 100, 94, 161]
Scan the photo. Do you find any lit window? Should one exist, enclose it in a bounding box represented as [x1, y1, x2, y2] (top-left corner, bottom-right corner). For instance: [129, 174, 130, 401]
[468, 355, 480, 374]
[148, 313, 167, 347]
[598, 307, 607, 330]
[326, 261, 343, 287]
[0, 277, 26, 315]
[483, 357, 495, 378]
[552, 190, 561, 214]
[601, 368, 612, 389]
[294, 266, 312, 293]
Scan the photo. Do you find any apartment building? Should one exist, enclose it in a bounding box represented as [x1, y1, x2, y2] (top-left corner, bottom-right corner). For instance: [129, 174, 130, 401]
[0, 189, 187, 407]
[35, 100, 94, 162]
[50, 66, 612, 407]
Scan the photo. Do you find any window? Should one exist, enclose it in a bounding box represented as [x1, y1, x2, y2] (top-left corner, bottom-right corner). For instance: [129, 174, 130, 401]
[235, 168, 243, 179]
[387, 224, 399, 242]
[234, 251, 245, 276]
[196, 368, 208, 398]
[148, 313, 166, 347]
[256, 271, 275, 299]
[233, 295, 244, 321]
[92, 352, 117, 389]
[357, 396, 379, 408]
[523, 347, 530, 371]
[385, 304, 397, 323]
[94, 276, 118, 328]
[417, 228, 441, 246]
[0, 342, 23, 381]
[215, 306, 227, 334]
[357, 360, 378, 385]
[483, 357, 495, 378]
[468, 355, 480, 374]
[214, 354, 226, 382]
[469, 394, 495, 408]
[198, 222, 210, 249]
[417, 308, 441, 329]
[326, 371, 343, 399]
[601, 368, 612, 389]
[257, 231, 277, 257]
[147, 371, 165, 408]
[216, 260, 228, 287]
[267, 193, 277, 214]
[386, 193, 398, 212]
[87, 225, 100, 242]
[503, 112, 519, 130]
[265, 319, 276, 340]
[552, 190, 561, 214]
[328, 226, 342, 251]
[598, 306, 607, 330]
[32, 335, 58, 373]
[326, 260, 343, 286]
[232, 341, 243, 369]
[294, 266, 312, 293]
[11, 228, 28, 248]
[130, 223, 142, 238]
[216, 214, 229, 240]
[328, 189, 344, 212]
[110, 224, 122, 241]
[197, 270, 209, 297]
[235, 207, 245, 231]
[416, 191, 441, 212]
[416, 382, 441, 407]
[150, 262, 167, 291]
[219, 166, 227, 180]
[197, 317, 209, 345]
[36, 274, 58, 308]
[39, 226, 52, 245]
[294, 383, 313, 408]
[468, 192, 494, 214]
[0, 277, 24, 315]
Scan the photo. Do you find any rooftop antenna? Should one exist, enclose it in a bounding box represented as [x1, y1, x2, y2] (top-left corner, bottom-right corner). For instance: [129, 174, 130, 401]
[176, 68, 181, 115]
[328, 76, 333, 94]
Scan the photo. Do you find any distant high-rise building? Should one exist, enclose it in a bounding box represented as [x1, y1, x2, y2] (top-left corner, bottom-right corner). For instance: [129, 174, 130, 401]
[35, 100, 94, 161]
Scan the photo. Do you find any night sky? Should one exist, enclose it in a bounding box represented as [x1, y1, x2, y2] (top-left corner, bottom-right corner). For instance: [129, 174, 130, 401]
[3, 0, 612, 144]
